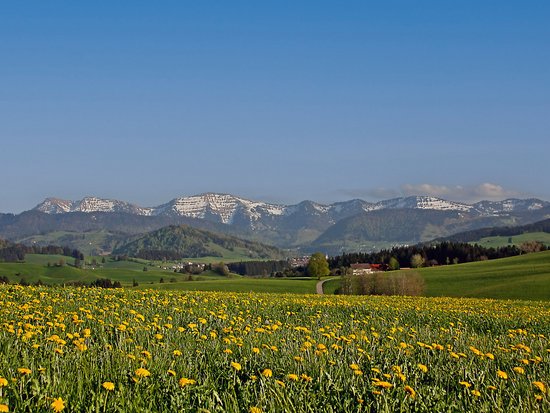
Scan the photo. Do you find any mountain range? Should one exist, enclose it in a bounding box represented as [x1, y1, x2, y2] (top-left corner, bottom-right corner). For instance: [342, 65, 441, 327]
[1, 193, 549, 256]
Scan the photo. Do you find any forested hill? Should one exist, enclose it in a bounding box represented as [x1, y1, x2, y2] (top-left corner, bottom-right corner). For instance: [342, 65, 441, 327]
[434, 218, 550, 243]
[113, 225, 286, 260]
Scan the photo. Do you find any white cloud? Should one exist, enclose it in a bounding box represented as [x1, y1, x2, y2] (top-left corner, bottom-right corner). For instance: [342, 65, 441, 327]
[401, 182, 521, 202]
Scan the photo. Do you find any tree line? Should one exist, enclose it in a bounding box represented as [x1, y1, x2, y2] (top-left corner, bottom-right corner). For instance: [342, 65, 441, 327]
[327, 241, 540, 269]
[0, 242, 85, 263]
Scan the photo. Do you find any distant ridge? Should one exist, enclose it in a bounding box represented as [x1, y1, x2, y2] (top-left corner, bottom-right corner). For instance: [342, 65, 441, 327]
[33, 193, 549, 223]
[0, 192, 544, 256]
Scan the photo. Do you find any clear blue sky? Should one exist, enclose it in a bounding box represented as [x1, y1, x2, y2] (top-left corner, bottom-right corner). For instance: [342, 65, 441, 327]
[1, 1, 549, 212]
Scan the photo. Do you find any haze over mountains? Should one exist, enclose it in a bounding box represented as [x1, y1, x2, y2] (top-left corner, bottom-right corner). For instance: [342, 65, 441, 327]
[1, 193, 549, 256]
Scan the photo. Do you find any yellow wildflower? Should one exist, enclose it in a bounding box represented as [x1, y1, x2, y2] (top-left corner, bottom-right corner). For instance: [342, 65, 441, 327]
[533, 381, 546, 393]
[497, 370, 508, 380]
[404, 385, 416, 399]
[471, 390, 481, 397]
[513, 367, 525, 375]
[173, 350, 182, 356]
[287, 374, 299, 381]
[0, 377, 8, 387]
[373, 381, 393, 389]
[135, 368, 151, 378]
[249, 407, 262, 413]
[417, 364, 428, 373]
[102, 382, 115, 391]
[231, 362, 242, 371]
[261, 369, 273, 378]
[50, 397, 65, 412]
[0, 405, 8, 413]
[178, 377, 196, 387]
[17, 368, 31, 375]
[167, 370, 176, 377]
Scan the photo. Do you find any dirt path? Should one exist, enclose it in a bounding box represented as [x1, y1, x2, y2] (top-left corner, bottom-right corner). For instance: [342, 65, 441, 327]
[316, 278, 337, 295]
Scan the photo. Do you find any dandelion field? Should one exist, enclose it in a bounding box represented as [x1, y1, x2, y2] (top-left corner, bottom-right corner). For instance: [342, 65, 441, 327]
[0, 286, 549, 412]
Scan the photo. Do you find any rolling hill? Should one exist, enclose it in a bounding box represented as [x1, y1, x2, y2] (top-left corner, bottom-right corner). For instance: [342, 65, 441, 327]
[434, 218, 550, 243]
[112, 224, 286, 260]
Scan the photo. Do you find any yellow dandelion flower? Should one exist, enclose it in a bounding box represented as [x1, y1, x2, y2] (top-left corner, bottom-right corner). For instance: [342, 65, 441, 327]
[178, 377, 196, 387]
[102, 382, 115, 391]
[300, 373, 312, 382]
[0, 377, 8, 387]
[533, 381, 546, 393]
[417, 364, 428, 373]
[487, 385, 497, 391]
[261, 369, 273, 378]
[471, 390, 481, 397]
[287, 374, 299, 381]
[231, 362, 242, 371]
[249, 407, 262, 413]
[497, 370, 508, 380]
[224, 349, 233, 354]
[275, 380, 285, 387]
[0, 404, 8, 413]
[252, 347, 260, 354]
[404, 385, 416, 399]
[459, 381, 471, 388]
[17, 368, 31, 375]
[349, 364, 360, 371]
[135, 368, 151, 378]
[50, 397, 65, 412]
[173, 350, 182, 356]
[513, 367, 525, 375]
[167, 370, 176, 377]
[373, 381, 393, 389]
[354, 370, 363, 376]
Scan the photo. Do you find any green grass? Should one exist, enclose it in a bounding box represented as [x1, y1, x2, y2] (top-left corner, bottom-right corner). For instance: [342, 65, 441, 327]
[1, 288, 549, 412]
[473, 232, 550, 248]
[321, 277, 342, 295]
[0, 254, 317, 293]
[325, 251, 550, 301]
[413, 250, 550, 300]
[16, 230, 117, 256]
[137, 277, 318, 294]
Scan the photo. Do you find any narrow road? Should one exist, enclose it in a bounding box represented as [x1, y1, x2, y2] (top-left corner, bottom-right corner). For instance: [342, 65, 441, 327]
[316, 277, 337, 295]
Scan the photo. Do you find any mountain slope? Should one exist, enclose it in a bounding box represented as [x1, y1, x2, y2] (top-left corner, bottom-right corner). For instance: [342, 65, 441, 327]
[5, 193, 548, 254]
[434, 218, 550, 243]
[113, 225, 286, 260]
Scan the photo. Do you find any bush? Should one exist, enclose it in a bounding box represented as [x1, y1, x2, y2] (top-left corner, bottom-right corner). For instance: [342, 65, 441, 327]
[341, 271, 425, 296]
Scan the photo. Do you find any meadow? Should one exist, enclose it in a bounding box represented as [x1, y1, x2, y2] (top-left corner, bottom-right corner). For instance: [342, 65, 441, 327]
[0, 286, 548, 412]
[473, 232, 550, 249]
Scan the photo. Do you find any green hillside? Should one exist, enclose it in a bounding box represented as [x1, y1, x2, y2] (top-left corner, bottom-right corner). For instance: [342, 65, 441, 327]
[0, 254, 179, 286]
[414, 250, 550, 300]
[138, 277, 318, 294]
[114, 224, 285, 260]
[474, 232, 550, 248]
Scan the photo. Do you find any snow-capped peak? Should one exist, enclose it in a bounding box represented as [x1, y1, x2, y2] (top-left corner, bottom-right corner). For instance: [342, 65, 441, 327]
[32, 193, 549, 226]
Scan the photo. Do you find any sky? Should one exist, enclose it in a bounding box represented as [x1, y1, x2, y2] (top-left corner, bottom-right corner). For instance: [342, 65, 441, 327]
[1, 1, 549, 212]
